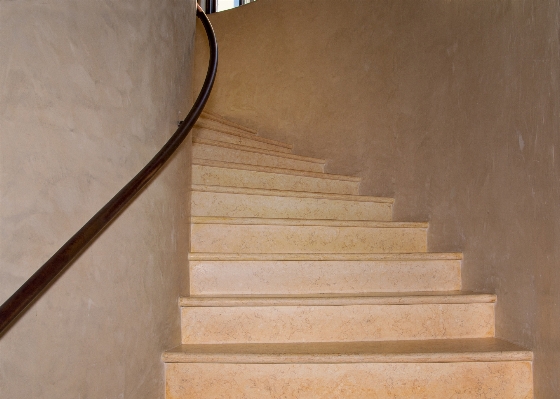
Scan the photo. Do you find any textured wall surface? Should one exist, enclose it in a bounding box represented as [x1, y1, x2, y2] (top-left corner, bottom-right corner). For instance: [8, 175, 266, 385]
[195, 0, 560, 396]
[0, 0, 196, 397]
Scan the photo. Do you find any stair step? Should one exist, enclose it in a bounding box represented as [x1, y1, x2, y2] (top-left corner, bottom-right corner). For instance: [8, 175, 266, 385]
[189, 254, 461, 294]
[193, 138, 325, 172]
[193, 126, 293, 153]
[179, 292, 495, 344]
[196, 116, 257, 138]
[190, 185, 392, 203]
[166, 362, 532, 398]
[163, 337, 532, 364]
[190, 217, 427, 254]
[164, 339, 533, 398]
[191, 216, 424, 227]
[200, 111, 258, 135]
[181, 292, 495, 306]
[188, 252, 458, 261]
[191, 184, 392, 220]
[192, 160, 360, 195]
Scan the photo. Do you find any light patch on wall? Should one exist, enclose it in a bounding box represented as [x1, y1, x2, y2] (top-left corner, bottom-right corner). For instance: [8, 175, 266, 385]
[518, 131, 525, 151]
[446, 42, 458, 56]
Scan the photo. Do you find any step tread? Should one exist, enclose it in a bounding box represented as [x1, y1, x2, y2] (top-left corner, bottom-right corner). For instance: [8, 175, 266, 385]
[188, 252, 462, 261]
[162, 338, 532, 364]
[193, 138, 326, 164]
[191, 184, 393, 203]
[201, 111, 258, 134]
[191, 216, 427, 228]
[194, 126, 293, 149]
[193, 159, 361, 182]
[180, 291, 495, 307]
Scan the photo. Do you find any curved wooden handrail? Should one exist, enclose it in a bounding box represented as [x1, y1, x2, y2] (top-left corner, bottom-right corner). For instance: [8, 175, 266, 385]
[0, 4, 218, 336]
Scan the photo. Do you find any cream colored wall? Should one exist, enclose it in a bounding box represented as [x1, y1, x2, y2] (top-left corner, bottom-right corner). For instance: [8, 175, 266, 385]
[195, 0, 560, 396]
[0, 0, 196, 397]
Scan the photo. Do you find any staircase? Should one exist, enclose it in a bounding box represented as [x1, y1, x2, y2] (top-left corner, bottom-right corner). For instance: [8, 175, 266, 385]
[162, 112, 534, 398]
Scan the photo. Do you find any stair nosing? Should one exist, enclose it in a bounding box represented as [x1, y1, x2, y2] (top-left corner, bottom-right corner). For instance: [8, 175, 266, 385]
[191, 184, 393, 203]
[194, 125, 293, 149]
[179, 292, 496, 307]
[193, 138, 326, 164]
[162, 338, 533, 364]
[188, 252, 462, 261]
[193, 159, 361, 182]
[190, 216, 427, 228]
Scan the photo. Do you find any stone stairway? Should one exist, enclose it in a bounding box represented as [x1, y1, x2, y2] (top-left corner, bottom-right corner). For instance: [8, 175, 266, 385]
[162, 113, 534, 398]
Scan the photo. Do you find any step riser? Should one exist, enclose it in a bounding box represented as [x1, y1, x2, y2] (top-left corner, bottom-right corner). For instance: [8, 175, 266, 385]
[192, 165, 359, 195]
[166, 362, 533, 399]
[181, 303, 494, 344]
[197, 117, 257, 136]
[193, 128, 292, 153]
[190, 224, 427, 254]
[191, 191, 392, 220]
[193, 143, 324, 172]
[189, 260, 461, 295]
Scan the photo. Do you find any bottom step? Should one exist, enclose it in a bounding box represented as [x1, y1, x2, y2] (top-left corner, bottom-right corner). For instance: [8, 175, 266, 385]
[164, 339, 533, 398]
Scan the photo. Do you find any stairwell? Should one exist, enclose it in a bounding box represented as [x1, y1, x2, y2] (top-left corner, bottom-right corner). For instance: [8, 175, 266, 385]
[162, 112, 534, 398]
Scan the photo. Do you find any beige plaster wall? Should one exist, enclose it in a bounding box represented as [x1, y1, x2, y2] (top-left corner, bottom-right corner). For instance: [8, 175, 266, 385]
[0, 0, 196, 397]
[195, 0, 560, 396]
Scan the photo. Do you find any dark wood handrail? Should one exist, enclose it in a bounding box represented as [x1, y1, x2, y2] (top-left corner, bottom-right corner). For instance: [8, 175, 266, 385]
[0, 4, 218, 336]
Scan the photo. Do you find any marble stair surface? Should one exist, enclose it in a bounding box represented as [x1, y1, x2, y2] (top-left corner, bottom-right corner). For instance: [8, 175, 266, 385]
[163, 114, 534, 398]
[179, 292, 496, 344]
[193, 116, 293, 153]
[188, 253, 463, 295]
[193, 138, 326, 172]
[198, 111, 259, 134]
[192, 159, 360, 194]
[191, 185, 392, 219]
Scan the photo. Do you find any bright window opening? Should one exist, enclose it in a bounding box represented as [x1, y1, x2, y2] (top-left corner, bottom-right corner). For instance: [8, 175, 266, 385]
[217, 0, 257, 12]
[217, 0, 236, 11]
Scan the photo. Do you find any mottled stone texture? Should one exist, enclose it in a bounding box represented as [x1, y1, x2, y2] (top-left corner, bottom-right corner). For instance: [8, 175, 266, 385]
[195, 0, 560, 395]
[190, 221, 427, 253]
[189, 258, 461, 295]
[181, 303, 495, 344]
[192, 162, 360, 194]
[166, 362, 534, 399]
[190, 189, 392, 220]
[0, 0, 196, 397]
